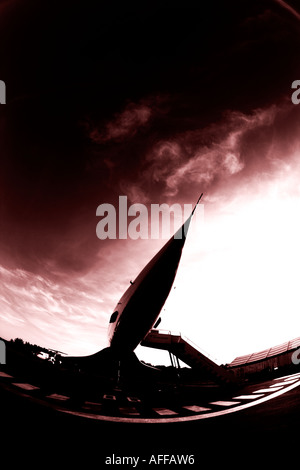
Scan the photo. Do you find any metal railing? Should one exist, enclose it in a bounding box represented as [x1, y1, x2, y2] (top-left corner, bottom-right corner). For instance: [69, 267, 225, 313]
[150, 329, 220, 364]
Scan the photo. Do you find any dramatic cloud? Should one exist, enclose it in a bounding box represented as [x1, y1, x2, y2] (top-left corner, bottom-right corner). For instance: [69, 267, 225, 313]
[0, 265, 108, 354]
[2, 0, 300, 362]
[119, 102, 287, 202]
[88, 102, 152, 144]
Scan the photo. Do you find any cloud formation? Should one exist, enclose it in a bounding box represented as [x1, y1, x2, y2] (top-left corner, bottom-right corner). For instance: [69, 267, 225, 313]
[88, 102, 152, 144]
[0, 264, 109, 354]
[1, 0, 300, 359]
[120, 103, 284, 202]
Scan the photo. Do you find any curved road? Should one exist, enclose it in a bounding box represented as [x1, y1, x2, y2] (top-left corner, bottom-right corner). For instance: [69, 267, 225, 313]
[1, 367, 300, 465]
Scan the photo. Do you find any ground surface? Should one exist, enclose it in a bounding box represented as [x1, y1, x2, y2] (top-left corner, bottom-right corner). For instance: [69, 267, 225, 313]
[1, 359, 300, 466]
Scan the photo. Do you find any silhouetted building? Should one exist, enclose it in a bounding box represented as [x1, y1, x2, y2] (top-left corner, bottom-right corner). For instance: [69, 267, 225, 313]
[228, 337, 300, 378]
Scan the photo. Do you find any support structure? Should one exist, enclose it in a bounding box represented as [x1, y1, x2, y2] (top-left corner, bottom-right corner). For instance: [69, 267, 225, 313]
[141, 329, 236, 385]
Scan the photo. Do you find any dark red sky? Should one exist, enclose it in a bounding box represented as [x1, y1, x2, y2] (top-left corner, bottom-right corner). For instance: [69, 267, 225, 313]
[1, 0, 300, 359]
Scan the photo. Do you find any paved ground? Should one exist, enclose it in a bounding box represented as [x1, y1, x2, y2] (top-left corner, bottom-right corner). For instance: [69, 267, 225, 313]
[1, 364, 300, 466]
[1, 368, 300, 423]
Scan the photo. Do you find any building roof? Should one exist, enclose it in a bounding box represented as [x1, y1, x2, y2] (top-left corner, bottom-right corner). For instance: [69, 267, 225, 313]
[229, 336, 300, 368]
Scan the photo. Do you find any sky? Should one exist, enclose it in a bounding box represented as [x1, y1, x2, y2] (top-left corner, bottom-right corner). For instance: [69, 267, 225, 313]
[1, 0, 300, 365]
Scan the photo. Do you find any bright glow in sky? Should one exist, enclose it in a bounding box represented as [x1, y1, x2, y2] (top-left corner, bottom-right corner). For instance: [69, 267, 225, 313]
[138, 170, 300, 365]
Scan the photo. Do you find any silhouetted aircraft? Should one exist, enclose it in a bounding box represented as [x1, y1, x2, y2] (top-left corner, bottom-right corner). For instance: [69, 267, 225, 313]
[62, 195, 204, 379]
